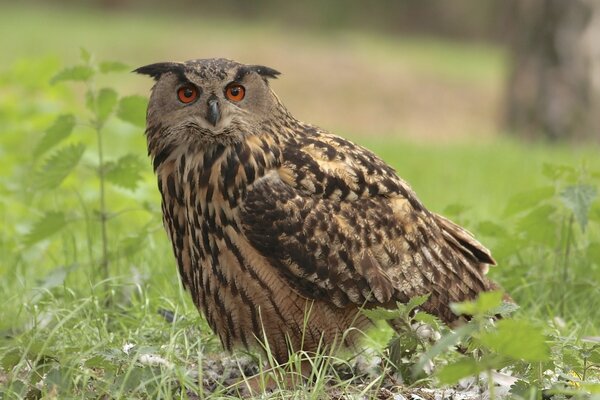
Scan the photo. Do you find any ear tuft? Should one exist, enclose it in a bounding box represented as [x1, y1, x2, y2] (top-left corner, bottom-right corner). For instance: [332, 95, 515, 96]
[134, 62, 185, 81]
[248, 65, 281, 80]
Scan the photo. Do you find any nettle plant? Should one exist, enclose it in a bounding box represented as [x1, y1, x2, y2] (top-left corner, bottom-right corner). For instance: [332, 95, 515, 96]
[464, 164, 599, 397]
[365, 163, 600, 398]
[22, 50, 154, 287]
[483, 163, 600, 314]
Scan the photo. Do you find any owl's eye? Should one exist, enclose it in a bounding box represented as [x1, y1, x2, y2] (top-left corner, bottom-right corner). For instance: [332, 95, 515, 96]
[177, 85, 198, 104]
[225, 84, 245, 102]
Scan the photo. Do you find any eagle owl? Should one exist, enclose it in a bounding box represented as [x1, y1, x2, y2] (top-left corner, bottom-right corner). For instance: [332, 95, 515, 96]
[136, 58, 501, 363]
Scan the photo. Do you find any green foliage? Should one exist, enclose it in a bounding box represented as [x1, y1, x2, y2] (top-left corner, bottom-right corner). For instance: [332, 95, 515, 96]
[32, 143, 86, 190]
[407, 294, 554, 397]
[1, 51, 599, 399]
[456, 159, 600, 339]
[367, 159, 600, 397]
[2, 50, 152, 293]
[503, 186, 555, 217]
[24, 211, 69, 246]
[363, 294, 441, 383]
[99, 60, 129, 73]
[560, 184, 597, 232]
[449, 290, 504, 316]
[103, 154, 146, 190]
[33, 114, 76, 158]
[478, 319, 549, 362]
[94, 87, 119, 125]
[437, 161, 600, 398]
[117, 95, 148, 128]
[436, 357, 483, 384]
[50, 65, 94, 84]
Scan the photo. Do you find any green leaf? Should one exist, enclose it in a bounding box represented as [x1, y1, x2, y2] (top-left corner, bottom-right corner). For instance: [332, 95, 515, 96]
[31, 265, 76, 303]
[510, 379, 533, 397]
[96, 87, 118, 124]
[85, 89, 95, 112]
[84, 354, 117, 371]
[99, 61, 129, 73]
[450, 290, 503, 317]
[362, 295, 430, 322]
[588, 243, 600, 266]
[2, 348, 22, 370]
[116, 233, 147, 257]
[32, 143, 85, 190]
[8, 380, 28, 397]
[50, 65, 94, 84]
[361, 307, 403, 321]
[412, 323, 478, 376]
[114, 365, 154, 392]
[117, 95, 147, 128]
[590, 203, 600, 223]
[405, 294, 430, 312]
[389, 331, 420, 369]
[493, 301, 520, 317]
[542, 163, 577, 182]
[589, 347, 600, 365]
[476, 220, 508, 237]
[479, 319, 549, 362]
[560, 184, 598, 232]
[581, 382, 600, 394]
[436, 357, 481, 384]
[45, 366, 70, 394]
[104, 154, 145, 190]
[24, 211, 68, 246]
[412, 312, 442, 328]
[33, 114, 76, 158]
[80, 48, 91, 63]
[36, 265, 72, 289]
[516, 204, 556, 245]
[503, 187, 555, 217]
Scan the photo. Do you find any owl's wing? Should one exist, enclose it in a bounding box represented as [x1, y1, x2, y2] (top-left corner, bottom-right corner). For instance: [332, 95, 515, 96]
[240, 128, 496, 322]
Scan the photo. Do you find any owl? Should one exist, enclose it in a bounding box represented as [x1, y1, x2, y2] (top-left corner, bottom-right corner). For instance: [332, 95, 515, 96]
[136, 58, 502, 365]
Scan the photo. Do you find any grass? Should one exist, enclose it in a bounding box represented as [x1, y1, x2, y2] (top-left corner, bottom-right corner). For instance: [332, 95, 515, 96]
[1, 4, 600, 398]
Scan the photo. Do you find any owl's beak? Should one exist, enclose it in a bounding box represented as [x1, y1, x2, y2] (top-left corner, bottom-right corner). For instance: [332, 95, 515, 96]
[207, 97, 220, 127]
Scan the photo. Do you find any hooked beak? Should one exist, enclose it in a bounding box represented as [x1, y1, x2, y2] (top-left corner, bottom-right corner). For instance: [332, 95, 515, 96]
[207, 96, 220, 127]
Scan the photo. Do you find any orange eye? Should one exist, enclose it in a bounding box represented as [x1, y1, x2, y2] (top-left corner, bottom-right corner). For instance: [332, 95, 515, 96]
[177, 86, 198, 104]
[225, 84, 245, 102]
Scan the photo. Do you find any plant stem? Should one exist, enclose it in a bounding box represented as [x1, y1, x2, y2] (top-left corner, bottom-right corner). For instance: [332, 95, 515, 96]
[582, 346, 588, 382]
[74, 189, 95, 274]
[560, 213, 574, 317]
[487, 368, 495, 400]
[95, 120, 109, 283]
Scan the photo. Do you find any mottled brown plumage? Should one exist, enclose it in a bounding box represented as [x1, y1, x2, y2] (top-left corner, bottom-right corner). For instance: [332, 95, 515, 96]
[136, 58, 502, 363]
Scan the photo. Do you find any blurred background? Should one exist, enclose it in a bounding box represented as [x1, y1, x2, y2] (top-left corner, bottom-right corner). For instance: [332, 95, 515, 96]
[2, 0, 599, 143]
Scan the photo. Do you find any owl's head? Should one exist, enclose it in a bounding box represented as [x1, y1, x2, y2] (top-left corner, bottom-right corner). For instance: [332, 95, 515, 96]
[136, 58, 282, 149]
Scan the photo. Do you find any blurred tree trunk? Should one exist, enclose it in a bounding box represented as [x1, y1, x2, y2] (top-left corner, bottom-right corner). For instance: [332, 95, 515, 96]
[504, 0, 600, 141]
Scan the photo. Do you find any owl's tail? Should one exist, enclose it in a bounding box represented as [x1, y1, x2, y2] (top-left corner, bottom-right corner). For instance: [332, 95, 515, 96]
[421, 213, 513, 324]
[433, 213, 496, 268]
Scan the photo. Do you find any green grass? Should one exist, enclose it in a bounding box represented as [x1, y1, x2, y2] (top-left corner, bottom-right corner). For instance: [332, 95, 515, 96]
[346, 33, 505, 83]
[0, 4, 503, 77]
[0, 5, 599, 398]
